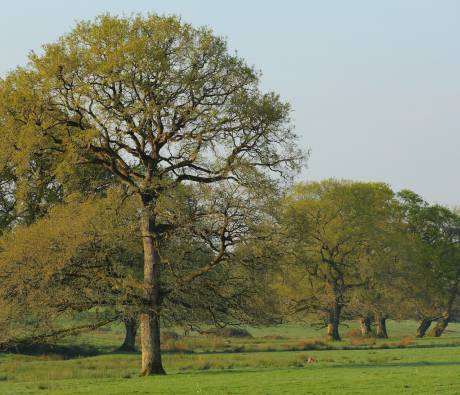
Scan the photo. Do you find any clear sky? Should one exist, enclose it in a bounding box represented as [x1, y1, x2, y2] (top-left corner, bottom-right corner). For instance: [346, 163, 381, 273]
[1, 1, 459, 205]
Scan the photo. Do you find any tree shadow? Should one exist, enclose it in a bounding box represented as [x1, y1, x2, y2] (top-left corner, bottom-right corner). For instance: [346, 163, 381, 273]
[331, 360, 460, 369]
[3, 343, 100, 358]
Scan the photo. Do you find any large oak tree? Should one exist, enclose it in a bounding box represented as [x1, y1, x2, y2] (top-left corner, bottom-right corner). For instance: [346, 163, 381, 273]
[0, 15, 302, 374]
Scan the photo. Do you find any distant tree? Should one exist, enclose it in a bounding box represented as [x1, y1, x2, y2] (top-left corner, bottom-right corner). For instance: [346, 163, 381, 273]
[0, 15, 302, 374]
[398, 191, 460, 337]
[347, 200, 417, 339]
[278, 180, 394, 340]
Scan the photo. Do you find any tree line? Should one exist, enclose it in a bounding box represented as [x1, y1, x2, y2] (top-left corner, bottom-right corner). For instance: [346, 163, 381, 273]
[276, 181, 460, 341]
[0, 14, 458, 376]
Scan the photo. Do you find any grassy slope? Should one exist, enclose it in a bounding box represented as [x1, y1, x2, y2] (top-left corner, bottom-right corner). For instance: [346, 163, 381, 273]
[0, 321, 459, 394]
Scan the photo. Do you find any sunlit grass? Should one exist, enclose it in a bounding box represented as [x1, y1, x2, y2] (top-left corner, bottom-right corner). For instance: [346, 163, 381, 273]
[0, 321, 459, 394]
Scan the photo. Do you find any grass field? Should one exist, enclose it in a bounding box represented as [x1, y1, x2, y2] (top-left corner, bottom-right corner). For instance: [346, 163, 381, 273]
[1, 321, 459, 394]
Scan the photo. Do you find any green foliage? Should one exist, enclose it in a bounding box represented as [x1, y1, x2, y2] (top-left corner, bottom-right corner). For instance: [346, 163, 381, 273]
[396, 191, 460, 322]
[277, 180, 396, 324]
[0, 189, 141, 346]
[0, 14, 303, 194]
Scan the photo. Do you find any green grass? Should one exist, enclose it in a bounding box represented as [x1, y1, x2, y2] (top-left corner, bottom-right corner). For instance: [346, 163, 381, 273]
[1, 321, 459, 394]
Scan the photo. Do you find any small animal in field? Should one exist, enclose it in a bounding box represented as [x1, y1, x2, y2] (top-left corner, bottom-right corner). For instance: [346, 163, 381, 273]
[306, 356, 317, 364]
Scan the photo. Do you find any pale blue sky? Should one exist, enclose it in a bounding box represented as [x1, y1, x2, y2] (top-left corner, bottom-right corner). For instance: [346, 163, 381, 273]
[1, 1, 459, 205]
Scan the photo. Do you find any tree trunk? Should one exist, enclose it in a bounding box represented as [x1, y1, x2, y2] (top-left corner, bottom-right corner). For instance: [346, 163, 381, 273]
[326, 304, 341, 341]
[429, 316, 449, 337]
[416, 318, 432, 338]
[139, 192, 166, 376]
[119, 317, 138, 352]
[428, 279, 459, 338]
[376, 315, 388, 338]
[359, 317, 372, 337]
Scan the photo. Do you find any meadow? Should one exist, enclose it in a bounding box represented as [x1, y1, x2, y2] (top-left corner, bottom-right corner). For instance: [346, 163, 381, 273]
[0, 321, 459, 394]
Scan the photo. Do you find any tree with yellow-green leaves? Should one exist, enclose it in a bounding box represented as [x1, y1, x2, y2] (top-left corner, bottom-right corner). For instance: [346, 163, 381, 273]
[277, 180, 397, 341]
[0, 190, 140, 348]
[0, 182, 281, 355]
[396, 190, 460, 338]
[0, 15, 302, 373]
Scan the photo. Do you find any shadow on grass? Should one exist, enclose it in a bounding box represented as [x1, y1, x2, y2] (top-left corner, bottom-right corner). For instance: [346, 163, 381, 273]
[330, 360, 460, 369]
[3, 343, 100, 358]
[3, 339, 460, 360]
[155, 341, 460, 357]
[174, 360, 460, 377]
[167, 360, 460, 378]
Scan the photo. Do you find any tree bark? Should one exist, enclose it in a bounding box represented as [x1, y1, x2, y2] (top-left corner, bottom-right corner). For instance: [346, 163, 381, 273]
[359, 317, 372, 337]
[428, 279, 459, 337]
[416, 318, 432, 338]
[139, 192, 166, 376]
[119, 317, 138, 352]
[326, 304, 341, 341]
[375, 315, 388, 338]
[429, 316, 449, 337]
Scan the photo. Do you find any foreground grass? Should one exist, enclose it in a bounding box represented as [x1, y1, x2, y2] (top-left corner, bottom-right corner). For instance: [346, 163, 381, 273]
[1, 322, 459, 394]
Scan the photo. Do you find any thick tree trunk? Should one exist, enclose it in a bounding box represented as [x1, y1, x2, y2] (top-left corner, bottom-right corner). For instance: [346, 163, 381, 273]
[429, 279, 459, 338]
[359, 317, 372, 337]
[139, 192, 166, 376]
[429, 316, 449, 337]
[119, 317, 138, 352]
[375, 315, 388, 338]
[326, 304, 341, 341]
[416, 318, 432, 338]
